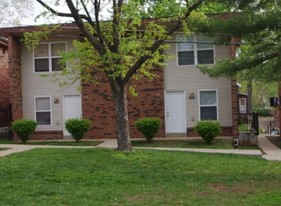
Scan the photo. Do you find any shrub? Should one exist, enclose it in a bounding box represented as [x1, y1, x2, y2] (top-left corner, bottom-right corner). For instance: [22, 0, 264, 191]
[195, 121, 221, 145]
[65, 118, 90, 142]
[12, 119, 37, 143]
[135, 117, 161, 142]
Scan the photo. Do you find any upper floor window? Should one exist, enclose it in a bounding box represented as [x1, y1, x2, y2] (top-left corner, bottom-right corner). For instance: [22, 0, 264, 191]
[199, 90, 218, 120]
[177, 34, 214, 66]
[34, 42, 66, 72]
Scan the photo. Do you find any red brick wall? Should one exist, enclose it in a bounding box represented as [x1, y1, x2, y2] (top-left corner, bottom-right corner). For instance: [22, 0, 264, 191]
[0, 45, 9, 106]
[8, 35, 23, 142]
[8, 34, 22, 122]
[13, 131, 64, 141]
[82, 68, 165, 139]
[187, 126, 233, 137]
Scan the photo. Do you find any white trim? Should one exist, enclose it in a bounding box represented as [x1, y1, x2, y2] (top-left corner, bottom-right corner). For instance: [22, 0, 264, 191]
[164, 90, 187, 134]
[33, 41, 67, 73]
[176, 34, 215, 67]
[34, 96, 52, 126]
[198, 89, 219, 121]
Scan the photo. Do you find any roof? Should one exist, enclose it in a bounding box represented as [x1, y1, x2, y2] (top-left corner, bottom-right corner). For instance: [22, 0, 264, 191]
[0, 23, 80, 38]
[0, 13, 236, 38]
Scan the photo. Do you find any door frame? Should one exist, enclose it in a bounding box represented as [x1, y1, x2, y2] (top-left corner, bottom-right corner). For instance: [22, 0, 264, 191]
[164, 90, 187, 135]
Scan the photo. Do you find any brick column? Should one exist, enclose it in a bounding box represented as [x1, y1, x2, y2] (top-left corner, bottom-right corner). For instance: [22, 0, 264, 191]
[0, 46, 9, 106]
[230, 37, 239, 137]
[8, 34, 22, 121]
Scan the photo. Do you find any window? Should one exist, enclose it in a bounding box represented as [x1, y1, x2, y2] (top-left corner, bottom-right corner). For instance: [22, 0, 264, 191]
[199, 90, 217, 120]
[177, 34, 214, 66]
[34, 42, 66, 72]
[35, 97, 51, 125]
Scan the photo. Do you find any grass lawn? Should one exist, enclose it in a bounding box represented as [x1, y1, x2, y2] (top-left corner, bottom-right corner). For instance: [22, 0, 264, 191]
[0, 140, 102, 146]
[0, 149, 280, 206]
[0, 148, 8, 151]
[132, 139, 259, 150]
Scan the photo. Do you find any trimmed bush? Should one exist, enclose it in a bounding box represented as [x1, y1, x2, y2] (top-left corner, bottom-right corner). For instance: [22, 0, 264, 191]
[12, 119, 37, 143]
[195, 121, 221, 145]
[135, 117, 161, 142]
[65, 118, 90, 142]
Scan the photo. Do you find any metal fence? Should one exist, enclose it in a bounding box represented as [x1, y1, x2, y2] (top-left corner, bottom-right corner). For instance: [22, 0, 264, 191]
[0, 104, 12, 140]
[238, 112, 259, 135]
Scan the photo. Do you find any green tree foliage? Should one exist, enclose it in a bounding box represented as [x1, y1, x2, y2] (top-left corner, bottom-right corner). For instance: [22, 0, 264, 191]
[196, 0, 281, 83]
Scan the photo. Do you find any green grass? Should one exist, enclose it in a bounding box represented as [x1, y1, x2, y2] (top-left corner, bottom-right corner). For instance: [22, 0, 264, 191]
[132, 139, 259, 150]
[0, 149, 280, 205]
[0, 148, 8, 151]
[0, 140, 102, 146]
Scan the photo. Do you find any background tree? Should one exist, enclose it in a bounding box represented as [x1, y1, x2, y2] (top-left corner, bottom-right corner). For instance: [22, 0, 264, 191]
[194, 0, 281, 131]
[0, 0, 33, 26]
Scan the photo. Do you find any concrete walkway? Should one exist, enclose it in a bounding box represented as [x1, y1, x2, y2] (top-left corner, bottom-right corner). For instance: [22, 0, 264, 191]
[258, 134, 281, 161]
[0, 135, 280, 161]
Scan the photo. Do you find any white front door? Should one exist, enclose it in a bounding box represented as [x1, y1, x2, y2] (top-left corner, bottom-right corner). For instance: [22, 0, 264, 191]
[63, 95, 82, 136]
[165, 91, 186, 134]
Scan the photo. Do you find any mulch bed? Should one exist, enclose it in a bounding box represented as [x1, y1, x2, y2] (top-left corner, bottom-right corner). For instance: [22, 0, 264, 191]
[267, 136, 281, 149]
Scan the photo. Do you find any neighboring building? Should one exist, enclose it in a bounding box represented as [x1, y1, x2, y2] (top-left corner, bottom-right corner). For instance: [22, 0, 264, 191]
[0, 23, 238, 140]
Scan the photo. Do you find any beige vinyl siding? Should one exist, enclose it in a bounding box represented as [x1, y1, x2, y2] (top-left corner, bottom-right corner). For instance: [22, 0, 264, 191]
[164, 35, 232, 128]
[21, 38, 80, 131]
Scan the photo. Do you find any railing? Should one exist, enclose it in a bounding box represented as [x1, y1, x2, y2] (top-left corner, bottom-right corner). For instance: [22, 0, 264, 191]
[238, 112, 259, 135]
[0, 104, 12, 141]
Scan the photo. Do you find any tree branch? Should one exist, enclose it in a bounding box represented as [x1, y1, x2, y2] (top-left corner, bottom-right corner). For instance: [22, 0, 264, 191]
[63, 0, 106, 55]
[122, 0, 204, 85]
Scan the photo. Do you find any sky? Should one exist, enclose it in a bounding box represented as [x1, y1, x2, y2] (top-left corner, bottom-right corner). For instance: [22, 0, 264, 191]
[23, 1, 72, 26]
[2, 0, 110, 27]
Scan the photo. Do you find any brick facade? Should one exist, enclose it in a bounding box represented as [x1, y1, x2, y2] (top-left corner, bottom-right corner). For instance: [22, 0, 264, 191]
[0, 40, 9, 107]
[82, 68, 165, 139]
[8, 34, 22, 122]
[230, 38, 239, 137]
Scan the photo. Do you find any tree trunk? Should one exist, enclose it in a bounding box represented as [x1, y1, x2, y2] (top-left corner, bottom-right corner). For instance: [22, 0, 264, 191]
[113, 84, 132, 151]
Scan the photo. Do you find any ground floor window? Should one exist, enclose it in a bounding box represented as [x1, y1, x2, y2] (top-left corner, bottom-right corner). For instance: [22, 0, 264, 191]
[199, 90, 218, 120]
[35, 97, 51, 125]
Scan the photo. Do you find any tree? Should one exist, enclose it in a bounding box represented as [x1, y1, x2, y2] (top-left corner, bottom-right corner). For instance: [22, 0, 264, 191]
[193, 0, 281, 132]
[196, 1, 281, 79]
[32, 0, 207, 151]
[32, 0, 254, 151]
[0, 0, 33, 26]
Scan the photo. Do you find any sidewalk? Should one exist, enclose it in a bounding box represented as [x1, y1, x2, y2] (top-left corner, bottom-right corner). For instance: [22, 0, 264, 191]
[0, 135, 280, 161]
[258, 134, 281, 161]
